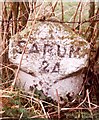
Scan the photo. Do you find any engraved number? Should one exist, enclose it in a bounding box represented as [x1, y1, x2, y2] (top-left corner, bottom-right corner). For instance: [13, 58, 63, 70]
[40, 61, 60, 73]
[41, 60, 49, 72]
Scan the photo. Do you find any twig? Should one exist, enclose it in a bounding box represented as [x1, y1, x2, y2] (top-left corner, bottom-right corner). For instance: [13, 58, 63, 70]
[61, 0, 64, 22]
[86, 89, 93, 117]
[61, 106, 98, 111]
[52, 0, 59, 13]
[78, 2, 83, 34]
[1, 16, 99, 25]
[56, 89, 60, 119]
[86, 1, 95, 42]
[39, 100, 48, 119]
[30, 111, 58, 119]
[10, 40, 27, 91]
[72, 2, 81, 29]
[19, 112, 23, 120]
[76, 96, 87, 108]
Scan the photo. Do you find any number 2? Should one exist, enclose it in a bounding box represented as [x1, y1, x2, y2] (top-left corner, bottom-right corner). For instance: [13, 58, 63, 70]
[41, 60, 49, 72]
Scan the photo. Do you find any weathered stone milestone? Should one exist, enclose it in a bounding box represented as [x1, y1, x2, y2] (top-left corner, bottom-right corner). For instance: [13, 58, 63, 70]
[9, 21, 90, 102]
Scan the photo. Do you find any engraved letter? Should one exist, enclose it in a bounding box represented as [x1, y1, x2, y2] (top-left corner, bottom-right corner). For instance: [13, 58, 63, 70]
[29, 43, 39, 53]
[57, 45, 66, 57]
[43, 44, 52, 55]
[69, 45, 74, 58]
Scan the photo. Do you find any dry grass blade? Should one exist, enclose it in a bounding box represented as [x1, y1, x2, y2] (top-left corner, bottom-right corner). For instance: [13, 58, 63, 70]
[19, 112, 23, 120]
[39, 100, 48, 119]
[61, 106, 98, 111]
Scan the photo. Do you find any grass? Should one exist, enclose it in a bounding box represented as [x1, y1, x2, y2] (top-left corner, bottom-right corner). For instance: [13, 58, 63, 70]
[1, 86, 99, 119]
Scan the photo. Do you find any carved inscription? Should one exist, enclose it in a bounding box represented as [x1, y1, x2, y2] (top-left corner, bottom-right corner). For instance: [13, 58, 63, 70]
[52, 62, 60, 73]
[41, 60, 49, 73]
[29, 42, 80, 73]
[29, 43, 39, 53]
[40, 61, 60, 73]
[57, 45, 66, 57]
[43, 44, 52, 55]
[69, 46, 74, 58]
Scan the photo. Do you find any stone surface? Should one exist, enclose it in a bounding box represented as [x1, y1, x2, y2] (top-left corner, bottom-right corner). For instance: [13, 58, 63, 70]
[9, 21, 90, 102]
